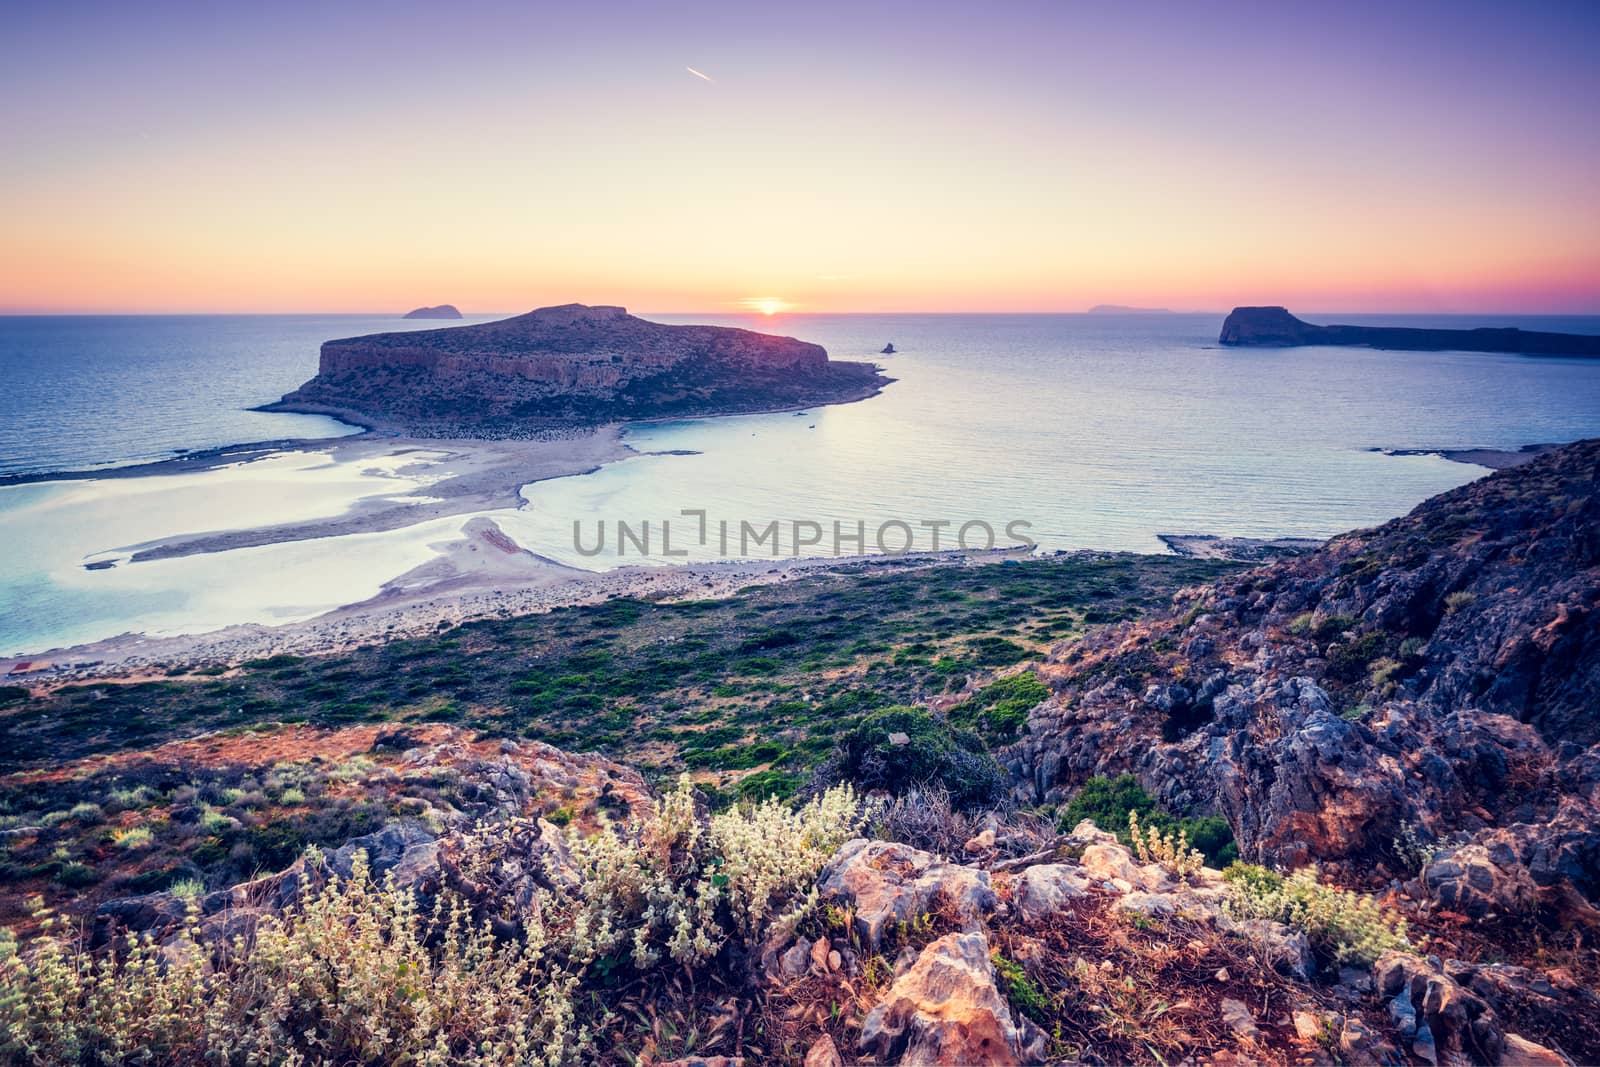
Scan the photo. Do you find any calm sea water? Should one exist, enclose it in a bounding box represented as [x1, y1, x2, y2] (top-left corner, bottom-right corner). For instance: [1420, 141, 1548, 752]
[2, 311, 1599, 653]
[0, 314, 503, 476]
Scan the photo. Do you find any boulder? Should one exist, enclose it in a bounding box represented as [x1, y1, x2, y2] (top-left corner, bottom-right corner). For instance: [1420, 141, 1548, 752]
[804, 1035, 844, 1067]
[1375, 951, 1502, 1064]
[1010, 863, 1091, 923]
[1219, 997, 1260, 1044]
[857, 932, 1025, 1065]
[1216, 916, 1315, 980]
[1501, 1033, 1572, 1066]
[1424, 843, 1537, 920]
[817, 839, 997, 951]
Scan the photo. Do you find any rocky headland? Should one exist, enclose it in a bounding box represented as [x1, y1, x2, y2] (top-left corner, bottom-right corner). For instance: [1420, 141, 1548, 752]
[1009, 438, 1600, 926]
[1220, 306, 1600, 357]
[402, 303, 462, 319]
[266, 303, 890, 434]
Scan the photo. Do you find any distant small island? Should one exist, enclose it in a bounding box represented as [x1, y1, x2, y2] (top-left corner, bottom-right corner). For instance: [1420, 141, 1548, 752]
[1086, 304, 1172, 314]
[1219, 305, 1600, 357]
[265, 303, 890, 434]
[403, 304, 462, 320]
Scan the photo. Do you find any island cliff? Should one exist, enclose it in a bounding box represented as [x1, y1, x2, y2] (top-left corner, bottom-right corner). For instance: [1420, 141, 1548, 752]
[402, 304, 462, 319]
[1220, 305, 1600, 356]
[267, 303, 889, 433]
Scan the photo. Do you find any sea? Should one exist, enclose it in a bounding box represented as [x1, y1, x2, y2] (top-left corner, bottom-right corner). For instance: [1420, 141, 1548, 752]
[3, 311, 1599, 655]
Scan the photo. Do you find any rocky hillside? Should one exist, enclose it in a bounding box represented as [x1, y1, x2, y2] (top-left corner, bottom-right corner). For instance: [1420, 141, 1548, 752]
[1008, 438, 1600, 925]
[266, 303, 888, 432]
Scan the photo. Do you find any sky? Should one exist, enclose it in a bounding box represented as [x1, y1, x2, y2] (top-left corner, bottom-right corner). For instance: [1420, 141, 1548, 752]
[2, 0, 1597, 315]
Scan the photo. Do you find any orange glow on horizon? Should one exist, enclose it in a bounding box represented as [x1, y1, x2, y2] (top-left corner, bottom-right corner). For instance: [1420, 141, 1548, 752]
[741, 297, 791, 316]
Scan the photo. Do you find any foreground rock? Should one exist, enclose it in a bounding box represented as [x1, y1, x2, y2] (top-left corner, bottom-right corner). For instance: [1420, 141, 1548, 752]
[267, 302, 890, 433]
[1219, 306, 1600, 356]
[858, 932, 1030, 1065]
[817, 839, 998, 949]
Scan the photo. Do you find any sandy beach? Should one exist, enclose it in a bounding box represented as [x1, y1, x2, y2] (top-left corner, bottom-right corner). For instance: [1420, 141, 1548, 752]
[1, 521, 1034, 684]
[9, 425, 634, 564]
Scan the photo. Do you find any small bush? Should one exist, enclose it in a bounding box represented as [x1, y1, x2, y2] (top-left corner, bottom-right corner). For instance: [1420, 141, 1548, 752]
[1128, 810, 1203, 879]
[829, 706, 1004, 808]
[67, 802, 105, 824]
[1062, 775, 1237, 866]
[949, 672, 1049, 743]
[168, 877, 205, 899]
[111, 827, 153, 850]
[992, 950, 1053, 1024]
[1325, 630, 1395, 684]
[1444, 590, 1478, 615]
[1222, 863, 1408, 965]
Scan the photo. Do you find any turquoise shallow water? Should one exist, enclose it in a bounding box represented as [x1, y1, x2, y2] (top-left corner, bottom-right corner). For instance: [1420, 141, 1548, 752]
[2, 311, 1598, 653]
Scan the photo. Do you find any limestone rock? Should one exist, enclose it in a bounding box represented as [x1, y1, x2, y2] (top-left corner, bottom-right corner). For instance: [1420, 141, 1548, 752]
[1501, 1033, 1572, 1066]
[803, 1034, 844, 1067]
[817, 839, 997, 951]
[1425, 841, 1539, 920]
[1010, 863, 1091, 923]
[1375, 951, 1501, 1064]
[857, 932, 1024, 1065]
[1219, 997, 1259, 1044]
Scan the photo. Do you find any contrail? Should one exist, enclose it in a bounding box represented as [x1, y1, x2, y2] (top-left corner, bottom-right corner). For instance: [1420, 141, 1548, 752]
[686, 66, 713, 82]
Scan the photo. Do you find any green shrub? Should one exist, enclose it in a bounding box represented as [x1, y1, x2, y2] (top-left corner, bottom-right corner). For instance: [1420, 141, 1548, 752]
[831, 706, 1004, 808]
[949, 672, 1049, 743]
[67, 802, 104, 824]
[1310, 614, 1358, 642]
[992, 950, 1053, 1024]
[1325, 630, 1395, 684]
[1444, 590, 1478, 615]
[1222, 863, 1408, 965]
[111, 827, 153, 850]
[53, 862, 98, 888]
[1061, 775, 1237, 866]
[736, 769, 801, 801]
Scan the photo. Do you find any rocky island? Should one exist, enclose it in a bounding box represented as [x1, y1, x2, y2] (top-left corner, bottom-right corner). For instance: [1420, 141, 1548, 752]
[402, 304, 462, 319]
[266, 303, 889, 434]
[1220, 305, 1600, 356]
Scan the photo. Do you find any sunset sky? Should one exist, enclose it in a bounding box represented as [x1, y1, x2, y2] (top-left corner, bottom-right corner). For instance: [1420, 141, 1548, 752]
[3, 0, 1597, 315]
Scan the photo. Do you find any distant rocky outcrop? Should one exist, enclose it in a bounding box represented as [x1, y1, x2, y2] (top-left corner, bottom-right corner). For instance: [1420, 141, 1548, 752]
[1008, 438, 1600, 924]
[1087, 304, 1172, 314]
[403, 304, 462, 319]
[1220, 306, 1600, 356]
[267, 303, 889, 433]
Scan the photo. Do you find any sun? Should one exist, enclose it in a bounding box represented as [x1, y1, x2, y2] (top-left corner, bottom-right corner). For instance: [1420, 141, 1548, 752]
[742, 297, 790, 316]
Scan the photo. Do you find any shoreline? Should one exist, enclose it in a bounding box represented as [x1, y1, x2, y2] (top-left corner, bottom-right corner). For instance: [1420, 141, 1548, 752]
[1, 541, 1036, 684]
[1371, 442, 1565, 470]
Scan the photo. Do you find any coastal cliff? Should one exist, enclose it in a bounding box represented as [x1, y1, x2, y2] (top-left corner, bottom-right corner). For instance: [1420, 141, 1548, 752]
[1220, 305, 1600, 356]
[268, 303, 888, 432]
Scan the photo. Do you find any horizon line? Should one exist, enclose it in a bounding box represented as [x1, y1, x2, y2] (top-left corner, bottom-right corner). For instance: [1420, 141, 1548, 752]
[3, 307, 1600, 319]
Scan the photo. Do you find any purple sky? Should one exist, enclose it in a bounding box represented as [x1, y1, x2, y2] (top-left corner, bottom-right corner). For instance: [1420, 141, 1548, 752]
[3, 0, 1597, 313]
